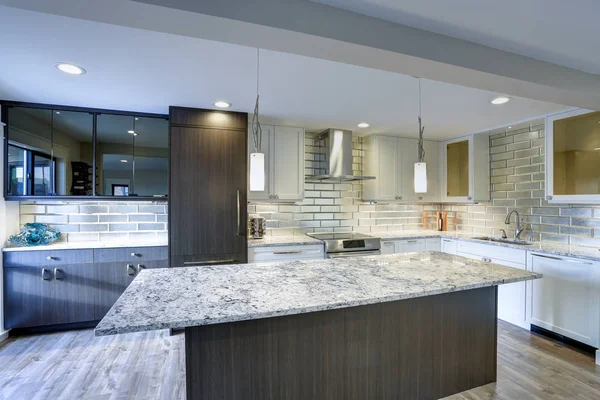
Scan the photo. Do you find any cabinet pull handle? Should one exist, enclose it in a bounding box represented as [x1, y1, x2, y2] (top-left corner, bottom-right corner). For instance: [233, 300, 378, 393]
[137, 264, 144, 273]
[442, 239, 452, 243]
[53, 268, 64, 280]
[131, 252, 141, 257]
[272, 251, 302, 255]
[383, 241, 394, 245]
[532, 253, 592, 265]
[467, 196, 472, 200]
[46, 256, 56, 261]
[184, 259, 235, 266]
[237, 189, 242, 236]
[42, 269, 52, 281]
[406, 240, 418, 243]
[126, 264, 136, 276]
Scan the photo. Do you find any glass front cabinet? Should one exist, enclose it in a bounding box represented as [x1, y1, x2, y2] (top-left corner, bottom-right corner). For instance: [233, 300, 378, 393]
[546, 109, 600, 204]
[441, 133, 490, 203]
[2, 102, 168, 200]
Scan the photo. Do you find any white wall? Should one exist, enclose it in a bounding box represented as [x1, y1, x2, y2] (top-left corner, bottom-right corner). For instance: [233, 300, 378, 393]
[1, 114, 21, 339]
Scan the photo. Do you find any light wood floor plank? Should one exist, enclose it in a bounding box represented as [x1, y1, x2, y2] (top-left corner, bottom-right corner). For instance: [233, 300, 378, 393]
[0, 321, 597, 400]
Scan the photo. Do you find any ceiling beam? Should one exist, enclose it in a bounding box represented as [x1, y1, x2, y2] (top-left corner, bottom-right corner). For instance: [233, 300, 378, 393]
[2, 0, 600, 109]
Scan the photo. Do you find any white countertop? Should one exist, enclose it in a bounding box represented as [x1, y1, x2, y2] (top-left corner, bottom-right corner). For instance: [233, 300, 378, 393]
[95, 252, 541, 336]
[2, 239, 168, 252]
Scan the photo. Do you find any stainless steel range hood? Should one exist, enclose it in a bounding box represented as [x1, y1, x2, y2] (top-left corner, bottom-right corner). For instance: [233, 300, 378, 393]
[305, 129, 376, 182]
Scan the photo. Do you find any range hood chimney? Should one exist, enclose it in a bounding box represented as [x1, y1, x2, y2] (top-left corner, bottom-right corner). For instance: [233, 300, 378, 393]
[305, 129, 375, 182]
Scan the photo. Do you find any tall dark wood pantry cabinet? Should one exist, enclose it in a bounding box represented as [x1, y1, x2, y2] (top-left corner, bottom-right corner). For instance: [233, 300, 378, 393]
[168, 107, 248, 267]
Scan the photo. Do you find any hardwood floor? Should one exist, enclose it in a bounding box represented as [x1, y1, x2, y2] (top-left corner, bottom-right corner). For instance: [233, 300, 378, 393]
[0, 321, 597, 400]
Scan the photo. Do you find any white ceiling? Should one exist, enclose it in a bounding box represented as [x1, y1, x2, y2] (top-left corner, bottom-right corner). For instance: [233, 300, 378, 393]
[315, 0, 600, 76]
[0, 5, 568, 140]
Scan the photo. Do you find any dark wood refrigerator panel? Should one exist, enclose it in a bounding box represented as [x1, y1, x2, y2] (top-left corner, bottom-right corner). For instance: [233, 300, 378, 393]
[169, 107, 248, 267]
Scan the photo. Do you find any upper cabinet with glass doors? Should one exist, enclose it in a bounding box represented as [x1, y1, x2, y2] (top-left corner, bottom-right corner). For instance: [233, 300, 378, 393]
[2, 102, 168, 200]
[546, 109, 600, 204]
[441, 133, 490, 203]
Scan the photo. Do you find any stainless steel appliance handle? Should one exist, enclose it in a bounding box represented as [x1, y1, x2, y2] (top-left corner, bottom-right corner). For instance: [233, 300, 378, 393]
[237, 189, 242, 236]
[531, 253, 592, 265]
[328, 250, 381, 258]
[184, 259, 236, 266]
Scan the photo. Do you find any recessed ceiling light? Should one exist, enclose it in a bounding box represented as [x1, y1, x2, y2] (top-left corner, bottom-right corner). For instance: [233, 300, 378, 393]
[55, 62, 86, 75]
[120, 159, 128, 163]
[357, 122, 370, 128]
[214, 101, 231, 108]
[491, 96, 510, 105]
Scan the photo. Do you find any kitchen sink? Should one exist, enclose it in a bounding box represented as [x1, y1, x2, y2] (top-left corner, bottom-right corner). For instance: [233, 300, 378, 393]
[471, 236, 535, 246]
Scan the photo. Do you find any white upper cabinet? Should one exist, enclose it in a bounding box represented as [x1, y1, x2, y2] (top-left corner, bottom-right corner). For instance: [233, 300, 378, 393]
[248, 125, 305, 202]
[545, 109, 600, 204]
[363, 135, 440, 202]
[441, 133, 489, 203]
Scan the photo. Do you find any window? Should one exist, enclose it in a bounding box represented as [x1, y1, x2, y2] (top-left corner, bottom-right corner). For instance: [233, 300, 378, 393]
[112, 184, 129, 196]
[7, 144, 55, 196]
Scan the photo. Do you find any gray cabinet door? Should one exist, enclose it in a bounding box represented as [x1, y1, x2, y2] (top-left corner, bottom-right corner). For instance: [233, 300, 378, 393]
[94, 260, 168, 320]
[51, 264, 96, 325]
[4, 263, 96, 328]
[4, 265, 54, 329]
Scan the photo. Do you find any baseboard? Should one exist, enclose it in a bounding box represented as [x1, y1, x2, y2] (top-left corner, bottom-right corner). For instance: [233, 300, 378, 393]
[0, 330, 9, 343]
[531, 324, 597, 357]
[8, 321, 99, 336]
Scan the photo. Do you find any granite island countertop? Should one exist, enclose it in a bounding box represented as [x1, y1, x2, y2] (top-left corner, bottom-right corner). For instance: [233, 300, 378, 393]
[95, 252, 541, 336]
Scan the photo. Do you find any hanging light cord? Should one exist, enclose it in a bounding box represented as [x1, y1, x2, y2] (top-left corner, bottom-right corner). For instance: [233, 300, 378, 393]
[417, 78, 425, 163]
[252, 48, 262, 153]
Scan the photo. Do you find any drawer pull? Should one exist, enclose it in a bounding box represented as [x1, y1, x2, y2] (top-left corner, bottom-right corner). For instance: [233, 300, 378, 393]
[272, 251, 302, 255]
[126, 264, 136, 276]
[46, 256, 56, 261]
[532, 253, 592, 265]
[406, 240, 418, 243]
[53, 268, 64, 280]
[131, 253, 141, 257]
[41, 269, 52, 281]
[183, 259, 235, 266]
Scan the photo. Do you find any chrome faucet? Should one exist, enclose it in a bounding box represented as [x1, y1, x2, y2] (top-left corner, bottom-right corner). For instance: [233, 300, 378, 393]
[505, 209, 525, 240]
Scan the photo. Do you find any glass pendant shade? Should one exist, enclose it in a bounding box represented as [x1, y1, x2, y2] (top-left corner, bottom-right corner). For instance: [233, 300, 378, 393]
[414, 162, 428, 193]
[250, 152, 265, 191]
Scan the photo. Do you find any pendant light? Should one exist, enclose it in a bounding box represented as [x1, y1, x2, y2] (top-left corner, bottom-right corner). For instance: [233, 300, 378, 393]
[249, 48, 265, 191]
[414, 78, 427, 193]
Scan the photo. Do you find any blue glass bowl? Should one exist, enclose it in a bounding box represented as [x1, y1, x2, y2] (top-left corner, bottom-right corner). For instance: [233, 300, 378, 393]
[9, 223, 62, 247]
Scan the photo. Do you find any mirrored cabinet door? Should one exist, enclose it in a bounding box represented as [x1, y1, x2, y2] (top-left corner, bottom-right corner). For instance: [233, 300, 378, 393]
[96, 114, 135, 196]
[132, 117, 168, 197]
[6, 107, 93, 196]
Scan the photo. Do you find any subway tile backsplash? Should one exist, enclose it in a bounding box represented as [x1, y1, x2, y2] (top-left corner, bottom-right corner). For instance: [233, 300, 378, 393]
[248, 134, 440, 236]
[18, 200, 168, 242]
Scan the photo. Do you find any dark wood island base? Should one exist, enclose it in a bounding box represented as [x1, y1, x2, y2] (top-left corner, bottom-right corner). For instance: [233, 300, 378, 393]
[185, 286, 498, 400]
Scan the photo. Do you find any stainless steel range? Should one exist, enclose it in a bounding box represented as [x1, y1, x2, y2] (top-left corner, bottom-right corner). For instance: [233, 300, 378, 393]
[307, 232, 381, 258]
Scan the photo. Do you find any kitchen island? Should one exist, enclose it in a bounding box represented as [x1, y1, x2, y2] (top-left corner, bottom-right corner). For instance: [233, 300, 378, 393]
[96, 252, 541, 400]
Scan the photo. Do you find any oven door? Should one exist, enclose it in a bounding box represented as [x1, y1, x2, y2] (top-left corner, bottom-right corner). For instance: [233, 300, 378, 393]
[326, 250, 381, 258]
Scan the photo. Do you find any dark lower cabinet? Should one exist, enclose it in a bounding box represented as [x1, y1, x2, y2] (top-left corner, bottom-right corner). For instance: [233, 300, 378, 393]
[51, 263, 96, 325]
[95, 259, 168, 320]
[3, 247, 168, 331]
[4, 265, 56, 328]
